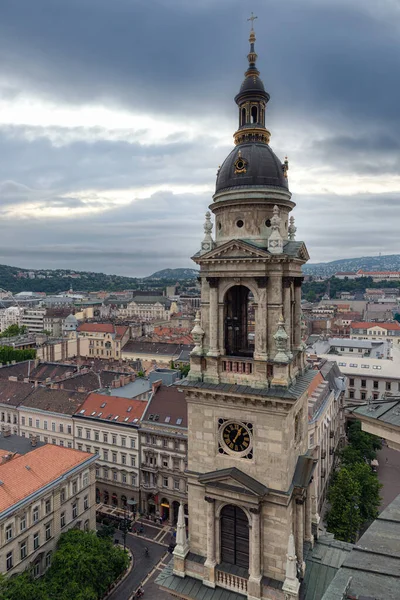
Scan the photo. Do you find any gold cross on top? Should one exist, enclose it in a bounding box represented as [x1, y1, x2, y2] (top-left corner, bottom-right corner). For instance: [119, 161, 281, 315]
[247, 12, 258, 30]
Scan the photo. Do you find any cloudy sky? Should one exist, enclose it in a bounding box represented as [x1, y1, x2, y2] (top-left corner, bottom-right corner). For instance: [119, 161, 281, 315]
[0, 0, 399, 276]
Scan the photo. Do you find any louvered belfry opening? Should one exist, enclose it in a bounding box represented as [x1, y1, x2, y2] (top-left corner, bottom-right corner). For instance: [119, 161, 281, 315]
[220, 504, 249, 569]
[224, 285, 254, 357]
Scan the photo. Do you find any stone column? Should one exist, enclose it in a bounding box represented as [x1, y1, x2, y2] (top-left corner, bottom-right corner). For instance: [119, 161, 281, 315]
[267, 273, 283, 357]
[248, 507, 262, 599]
[311, 477, 320, 539]
[206, 278, 219, 357]
[304, 487, 313, 546]
[283, 277, 293, 356]
[295, 499, 305, 576]
[254, 278, 268, 360]
[203, 497, 216, 587]
[293, 277, 303, 350]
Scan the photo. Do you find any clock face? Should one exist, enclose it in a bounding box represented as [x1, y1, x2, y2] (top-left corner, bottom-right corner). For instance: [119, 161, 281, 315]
[222, 422, 251, 453]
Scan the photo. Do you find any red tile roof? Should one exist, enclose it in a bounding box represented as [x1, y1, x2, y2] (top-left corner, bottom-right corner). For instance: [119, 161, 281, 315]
[78, 323, 115, 333]
[350, 321, 400, 331]
[0, 445, 93, 513]
[75, 392, 147, 424]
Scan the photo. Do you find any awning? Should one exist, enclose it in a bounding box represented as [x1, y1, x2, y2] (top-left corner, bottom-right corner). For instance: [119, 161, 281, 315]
[161, 503, 170, 508]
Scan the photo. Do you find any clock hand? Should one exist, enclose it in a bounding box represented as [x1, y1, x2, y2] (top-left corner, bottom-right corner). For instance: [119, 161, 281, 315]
[233, 428, 243, 443]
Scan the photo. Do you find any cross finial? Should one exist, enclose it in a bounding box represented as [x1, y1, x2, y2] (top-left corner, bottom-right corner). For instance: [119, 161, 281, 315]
[247, 12, 258, 30]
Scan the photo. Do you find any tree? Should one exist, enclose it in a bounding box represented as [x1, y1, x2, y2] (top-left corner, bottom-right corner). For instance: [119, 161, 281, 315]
[0, 324, 27, 338]
[137, 370, 145, 378]
[347, 420, 382, 462]
[351, 462, 382, 523]
[179, 364, 190, 377]
[0, 572, 50, 600]
[326, 467, 362, 542]
[0, 346, 36, 365]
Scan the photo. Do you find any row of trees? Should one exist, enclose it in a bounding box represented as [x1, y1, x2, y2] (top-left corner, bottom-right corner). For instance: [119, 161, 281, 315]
[0, 346, 36, 365]
[0, 529, 129, 600]
[302, 276, 400, 302]
[326, 421, 382, 543]
[0, 325, 27, 338]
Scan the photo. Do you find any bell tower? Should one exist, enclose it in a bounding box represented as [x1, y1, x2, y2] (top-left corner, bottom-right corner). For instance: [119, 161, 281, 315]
[158, 17, 319, 600]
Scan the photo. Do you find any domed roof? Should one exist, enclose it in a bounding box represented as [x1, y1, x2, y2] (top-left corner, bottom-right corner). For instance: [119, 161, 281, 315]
[215, 143, 288, 194]
[238, 74, 267, 94]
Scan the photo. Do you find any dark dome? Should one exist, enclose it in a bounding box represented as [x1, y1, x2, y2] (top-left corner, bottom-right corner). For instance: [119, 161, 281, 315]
[240, 75, 265, 93]
[215, 143, 288, 193]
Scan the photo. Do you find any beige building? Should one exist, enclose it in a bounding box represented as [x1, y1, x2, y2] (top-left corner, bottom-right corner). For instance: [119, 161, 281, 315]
[0, 307, 23, 333]
[350, 321, 400, 346]
[36, 337, 90, 362]
[120, 297, 171, 321]
[18, 388, 86, 447]
[139, 384, 188, 524]
[73, 393, 146, 509]
[21, 309, 46, 334]
[77, 323, 129, 359]
[0, 443, 96, 577]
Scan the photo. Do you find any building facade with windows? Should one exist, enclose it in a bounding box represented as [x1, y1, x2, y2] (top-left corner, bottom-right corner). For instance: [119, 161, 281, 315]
[350, 321, 400, 345]
[0, 445, 96, 577]
[21, 309, 46, 334]
[139, 385, 188, 525]
[73, 393, 146, 510]
[120, 296, 171, 321]
[18, 388, 86, 447]
[76, 323, 130, 360]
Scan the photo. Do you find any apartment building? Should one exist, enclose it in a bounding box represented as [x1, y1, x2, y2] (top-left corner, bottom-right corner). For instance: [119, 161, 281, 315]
[140, 384, 187, 525]
[18, 388, 86, 447]
[317, 354, 400, 405]
[0, 443, 96, 577]
[0, 381, 35, 435]
[43, 308, 72, 337]
[307, 362, 346, 510]
[0, 307, 23, 333]
[21, 309, 46, 334]
[121, 297, 171, 321]
[73, 393, 146, 509]
[76, 323, 129, 360]
[350, 321, 400, 345]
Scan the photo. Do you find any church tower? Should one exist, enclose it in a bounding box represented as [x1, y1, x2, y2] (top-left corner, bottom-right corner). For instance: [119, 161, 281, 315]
[158, 18, 319, 600]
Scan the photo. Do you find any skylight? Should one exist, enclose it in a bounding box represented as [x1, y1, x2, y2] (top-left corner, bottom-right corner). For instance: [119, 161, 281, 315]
[114, 415, 119, 420]
[133, 418, 138, 423]
[165, 416, 171, 423]
[79, 409, 85, 414]
[91, 411, 96, 416]
[124, 417, 129, 422]
[100, 402, 107, 408]
[176, 418, 183, 425]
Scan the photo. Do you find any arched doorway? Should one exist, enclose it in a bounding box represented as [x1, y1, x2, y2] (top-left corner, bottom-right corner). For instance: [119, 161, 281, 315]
[160, 498, 170, 522]
[172, 501, 180, 525]
[224, 286, 254, 357]
[220, 505, 249, 569]
[147, 494, 156, 515]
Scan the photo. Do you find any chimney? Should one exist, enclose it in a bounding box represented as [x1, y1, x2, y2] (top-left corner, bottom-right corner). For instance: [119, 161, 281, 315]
[152, 379, 162, 394]
[1, 453, 13, 464]
[3, 428, 11, 438]
[31, 436, 38, 447]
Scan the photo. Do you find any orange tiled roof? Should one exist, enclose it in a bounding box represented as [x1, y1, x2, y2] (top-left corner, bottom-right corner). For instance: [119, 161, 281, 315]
[75, 393, 147, 424]
[115, 325, 129, 340]
[78, 323, 115, 333]
[350, 321, 400, 331]
[0, 445, 92, 513]
[307, 372, 324, 396]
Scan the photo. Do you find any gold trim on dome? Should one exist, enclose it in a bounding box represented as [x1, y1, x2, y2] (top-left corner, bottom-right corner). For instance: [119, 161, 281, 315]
[234, 127, 271, 145]
[234, 155, 248, 174]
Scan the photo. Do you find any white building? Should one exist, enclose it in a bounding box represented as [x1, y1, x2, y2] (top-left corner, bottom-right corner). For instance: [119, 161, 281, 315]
[120, 297, 171, 321]
[0, 307, 23, 333]
[21, 309, 46, 334]
[350, 321, 400, 346]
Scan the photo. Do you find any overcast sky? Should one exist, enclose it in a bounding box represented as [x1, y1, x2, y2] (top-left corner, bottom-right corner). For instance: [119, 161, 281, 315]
[0, 0, 399, 276]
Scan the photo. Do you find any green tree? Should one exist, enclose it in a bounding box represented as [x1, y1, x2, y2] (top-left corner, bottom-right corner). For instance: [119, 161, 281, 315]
[137, 370, 145, 378]
[180, 364, 190, 377]
[347, 420, 382, 462]
[0, 347, 36, 365]
[351, 462, 382, 523]
[0, 324, 27, 338]
[0, 571, 50, 600]
[326, 467, 362, 542]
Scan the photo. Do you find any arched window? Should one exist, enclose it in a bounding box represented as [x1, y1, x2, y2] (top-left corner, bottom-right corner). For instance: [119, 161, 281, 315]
[251, 106, 258, 123]
[241, 107, 246, 126]
[224, 286, 255, 357]
[220, 505, 249, 568]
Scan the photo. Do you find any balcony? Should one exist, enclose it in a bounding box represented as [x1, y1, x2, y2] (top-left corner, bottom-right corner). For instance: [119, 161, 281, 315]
[216, 569, 248, 594]
[141, 462, 158, 473]
[141, 482, 158, 491]
[222, 359, 253, 375]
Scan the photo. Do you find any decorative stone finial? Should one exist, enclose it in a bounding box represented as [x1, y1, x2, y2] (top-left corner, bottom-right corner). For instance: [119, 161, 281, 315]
[268, 205, 283, 255]
[288, 216, 297, 241]
[283, 156, 289, 178]
[200, 211, 214, 255]
[190, 311, 204, 356]
[273, 313, 289, 363]
[299, 311, 307, 350]
[173, 503, 189, 559]
[282, 532, 300, 599]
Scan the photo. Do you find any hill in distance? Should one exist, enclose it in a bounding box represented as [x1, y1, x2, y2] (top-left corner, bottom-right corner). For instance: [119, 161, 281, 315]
[146, 268, 199, 280]
[303, 254, 400, 277]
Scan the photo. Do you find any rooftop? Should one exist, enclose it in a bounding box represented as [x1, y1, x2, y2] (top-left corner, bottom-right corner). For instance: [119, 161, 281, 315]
[0, 380, 36, 407]
[21, 387, 87, 416]
[350, 321, 400, 331]
[317, 354, 400, 379]
[98, 378, 151, 399]
[0, 445, 93, 514]
[75, 392, 147, 425]
[350, 398, 400, 428]
[77, 323, 129, 339]
[142, 384, 187, 428]
[122, 340, 193, 357]
[0, 433, 45, 455]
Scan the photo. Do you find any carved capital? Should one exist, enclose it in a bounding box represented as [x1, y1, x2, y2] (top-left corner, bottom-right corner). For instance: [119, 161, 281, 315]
[293, 276, 304, 287]
[206, 277, 219, 289]
[204, 496, 215, 503]
[249, 506, 261, 515]
[282, 276, 293, 288]
[255, 277, 268, 289]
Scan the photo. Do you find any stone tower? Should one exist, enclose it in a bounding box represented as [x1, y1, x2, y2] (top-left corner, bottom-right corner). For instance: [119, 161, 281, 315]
[159, 19, 319, 600]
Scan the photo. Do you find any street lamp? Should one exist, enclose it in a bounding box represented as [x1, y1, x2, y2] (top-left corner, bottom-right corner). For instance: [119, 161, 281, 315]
[122, 499, 136, 551]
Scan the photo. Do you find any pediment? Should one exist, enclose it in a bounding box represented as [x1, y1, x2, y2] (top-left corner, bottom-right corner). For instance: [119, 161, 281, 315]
[198, 467, 268, 497]
[194, 240, 270, 262]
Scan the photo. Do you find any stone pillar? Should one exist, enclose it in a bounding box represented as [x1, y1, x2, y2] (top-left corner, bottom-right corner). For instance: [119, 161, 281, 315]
[305, 487, 313, 546]
[283, 277, 293, 356]
[203, 497, 216, 587]
[311, 477, 320, 539]
[267, 273, 283, 357]
[206, 278, 219, 357]
[295, 499, 305, 576]
[248, 507, 262, 600]
[282, 532, 300, 600]
[254, 278, 268, 360]
[293, 278, 303, 350]
[173, 503, 189, 577]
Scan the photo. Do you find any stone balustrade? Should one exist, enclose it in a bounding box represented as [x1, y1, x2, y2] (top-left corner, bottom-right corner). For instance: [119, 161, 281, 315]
[216, 569, 248, 593]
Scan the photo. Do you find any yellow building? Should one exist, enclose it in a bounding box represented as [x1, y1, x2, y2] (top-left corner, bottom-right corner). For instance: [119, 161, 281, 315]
[77, 323, 130, 360]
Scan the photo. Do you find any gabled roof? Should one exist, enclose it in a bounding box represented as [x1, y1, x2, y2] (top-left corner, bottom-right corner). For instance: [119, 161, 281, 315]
[21, 388, 87, 416]
[142, 385, 187, 428]
[198, 467, 268, 497]
[77, 323, 129, 339]
[350, 321, 400, 331]
[0, 381, 35, 407]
